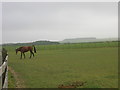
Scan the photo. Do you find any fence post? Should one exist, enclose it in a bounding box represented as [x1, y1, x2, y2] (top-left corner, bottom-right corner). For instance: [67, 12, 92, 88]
[0, 51, 2, 90]
[0, 49, 8, 89]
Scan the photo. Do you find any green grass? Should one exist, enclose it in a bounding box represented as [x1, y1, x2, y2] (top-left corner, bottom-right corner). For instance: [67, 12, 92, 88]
[8, 71, 16, 88]
[4, 42, 118, 88]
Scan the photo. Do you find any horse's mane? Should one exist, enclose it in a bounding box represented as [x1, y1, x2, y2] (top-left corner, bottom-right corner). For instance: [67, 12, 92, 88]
[17, 46, 23, 50]
[19, 47, 23, 49]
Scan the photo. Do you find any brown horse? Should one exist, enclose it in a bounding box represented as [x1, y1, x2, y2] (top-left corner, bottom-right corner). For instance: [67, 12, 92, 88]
[16, 45, 36, 59]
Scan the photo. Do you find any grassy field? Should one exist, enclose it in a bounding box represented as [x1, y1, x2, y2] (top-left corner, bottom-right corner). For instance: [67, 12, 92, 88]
[4, 42, 118, 88]
[8, 71, 16, 88]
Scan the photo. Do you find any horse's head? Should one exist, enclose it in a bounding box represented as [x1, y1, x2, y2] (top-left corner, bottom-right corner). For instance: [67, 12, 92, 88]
[15, 48, 18, 55]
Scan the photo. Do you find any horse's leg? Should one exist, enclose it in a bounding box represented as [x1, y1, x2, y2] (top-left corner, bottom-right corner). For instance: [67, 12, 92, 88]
[23, 53, 25, 59]
[31, 51, 34, 57]
[33, 52, 34, 57]
[30, 50, 34, 58]
[29, 51, 32, 59]
[20, 52, 22, 59]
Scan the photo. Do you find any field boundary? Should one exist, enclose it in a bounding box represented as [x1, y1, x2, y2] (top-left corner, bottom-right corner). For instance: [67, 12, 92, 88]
[8, 66, 26, 88]
[0, 55, 8, 89]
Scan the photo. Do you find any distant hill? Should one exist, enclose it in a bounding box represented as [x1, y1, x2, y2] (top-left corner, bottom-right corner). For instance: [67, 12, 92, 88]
[2, 40, 60, 46]
[60, 37, 118, 43]
[2, 37, 119, 46]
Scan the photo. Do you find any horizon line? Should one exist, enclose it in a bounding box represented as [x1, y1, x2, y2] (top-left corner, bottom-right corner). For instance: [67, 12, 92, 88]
[1, 37, 118, 45]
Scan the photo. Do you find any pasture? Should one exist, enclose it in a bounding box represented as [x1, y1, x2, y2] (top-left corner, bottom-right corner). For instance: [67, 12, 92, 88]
[4, 42, 118, 88]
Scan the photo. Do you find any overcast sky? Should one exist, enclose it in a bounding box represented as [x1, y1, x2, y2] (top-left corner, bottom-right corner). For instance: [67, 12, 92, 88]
[0, 3, 2, 45]
[2, 2, 118, 44]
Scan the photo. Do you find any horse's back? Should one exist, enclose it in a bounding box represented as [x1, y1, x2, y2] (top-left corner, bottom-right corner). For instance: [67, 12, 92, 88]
[20, 46, 32, 52]
[28, 46, 33, 50]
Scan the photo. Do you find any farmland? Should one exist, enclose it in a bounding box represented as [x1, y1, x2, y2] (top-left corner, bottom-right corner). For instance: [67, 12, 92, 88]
[3, 41, 118, 88]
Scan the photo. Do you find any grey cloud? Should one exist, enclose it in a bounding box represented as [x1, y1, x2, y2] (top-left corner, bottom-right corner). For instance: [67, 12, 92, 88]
[2, 2, 118, 43]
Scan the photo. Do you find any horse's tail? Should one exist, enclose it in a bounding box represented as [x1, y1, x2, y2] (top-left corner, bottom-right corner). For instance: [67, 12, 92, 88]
[32, 45, 36, 53]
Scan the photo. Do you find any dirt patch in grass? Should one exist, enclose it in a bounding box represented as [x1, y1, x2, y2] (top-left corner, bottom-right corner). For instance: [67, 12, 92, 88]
[58, 81, 87, 88]
[8, 66, 26, 88]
